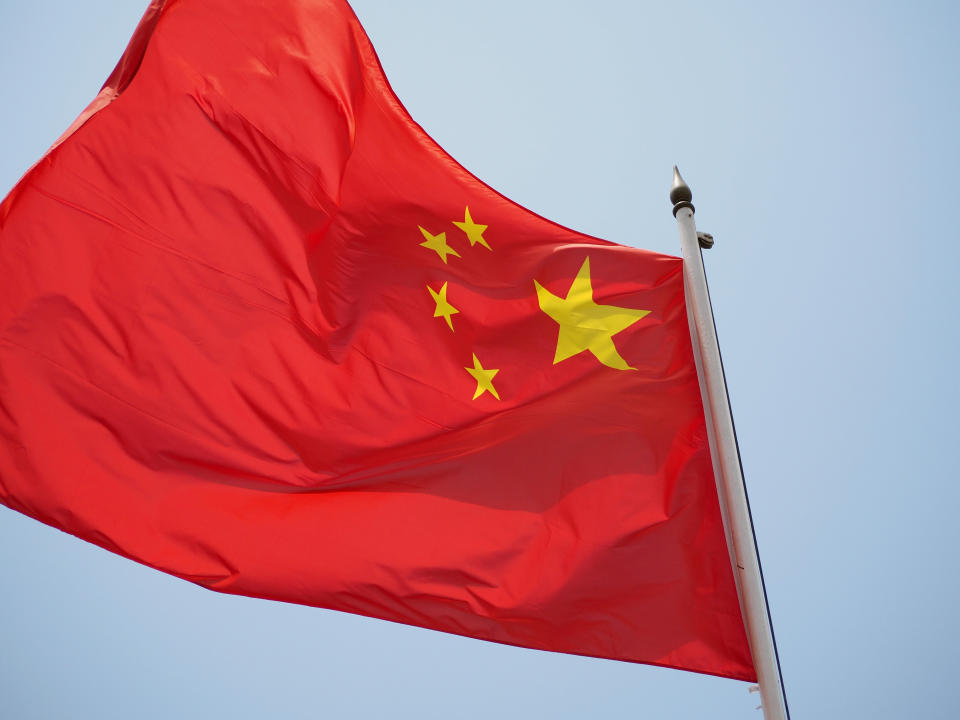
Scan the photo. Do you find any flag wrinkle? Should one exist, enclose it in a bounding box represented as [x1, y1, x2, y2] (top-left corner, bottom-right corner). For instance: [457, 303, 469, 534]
[186, 90, 344, 218]
[26, 184, 303, 319]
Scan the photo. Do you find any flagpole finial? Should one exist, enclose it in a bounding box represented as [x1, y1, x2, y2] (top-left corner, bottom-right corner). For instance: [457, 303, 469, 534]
[670, 166, 695, 217]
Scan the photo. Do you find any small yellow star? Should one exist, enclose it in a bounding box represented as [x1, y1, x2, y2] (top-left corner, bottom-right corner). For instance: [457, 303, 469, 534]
[419, 226, 461, 263]
[452, 206, 490, 250]
[535, 256, 650, 370]
[427, 282, 459, 331]
[465, 353, 500, 400]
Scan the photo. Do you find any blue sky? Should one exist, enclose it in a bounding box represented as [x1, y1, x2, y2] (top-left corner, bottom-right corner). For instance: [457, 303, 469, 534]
[2, 1, 959, 718]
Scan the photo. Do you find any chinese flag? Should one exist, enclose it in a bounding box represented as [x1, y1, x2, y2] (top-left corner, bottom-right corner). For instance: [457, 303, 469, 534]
[0, 0, 754, 681]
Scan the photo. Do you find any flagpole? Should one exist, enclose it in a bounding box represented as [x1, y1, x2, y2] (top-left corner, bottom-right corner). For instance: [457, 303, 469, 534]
[671, 167, 789, 720]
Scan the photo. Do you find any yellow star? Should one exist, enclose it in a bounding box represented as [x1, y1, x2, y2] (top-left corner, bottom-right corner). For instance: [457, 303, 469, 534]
[419, 226, 460, 263]
[534, 256, 650, 370]
[452, 206, 490, 250]
[427, 282, 459, 331]
[465, 353, 500, 400]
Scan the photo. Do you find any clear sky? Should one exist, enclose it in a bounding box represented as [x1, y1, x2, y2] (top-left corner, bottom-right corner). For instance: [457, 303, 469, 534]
[2, 1, 959, 718]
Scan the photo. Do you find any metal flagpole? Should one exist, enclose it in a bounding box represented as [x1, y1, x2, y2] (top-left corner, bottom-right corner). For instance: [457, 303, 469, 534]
[670, 167, 789, 719]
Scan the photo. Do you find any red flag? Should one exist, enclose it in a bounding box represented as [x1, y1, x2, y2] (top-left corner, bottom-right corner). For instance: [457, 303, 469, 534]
[0, 0, 754, 681]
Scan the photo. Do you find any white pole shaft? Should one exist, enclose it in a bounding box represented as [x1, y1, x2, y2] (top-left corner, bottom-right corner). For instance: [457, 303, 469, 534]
[675, 205, 788, 720]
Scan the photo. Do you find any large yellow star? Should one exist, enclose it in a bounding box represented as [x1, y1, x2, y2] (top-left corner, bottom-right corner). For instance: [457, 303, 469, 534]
[419, 226, 460, 263]
[465, 353, 500, 400]
[452, 206, 491, 250]
[427, 282, 459, 331]
[534, 257, 650, 370]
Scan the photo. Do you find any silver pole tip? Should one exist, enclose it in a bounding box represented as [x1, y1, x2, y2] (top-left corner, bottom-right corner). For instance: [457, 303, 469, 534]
[670, 166, 695, 217]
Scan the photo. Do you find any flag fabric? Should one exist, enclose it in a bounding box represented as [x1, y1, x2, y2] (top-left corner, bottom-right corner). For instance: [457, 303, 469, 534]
[0, 0, 755, 681]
